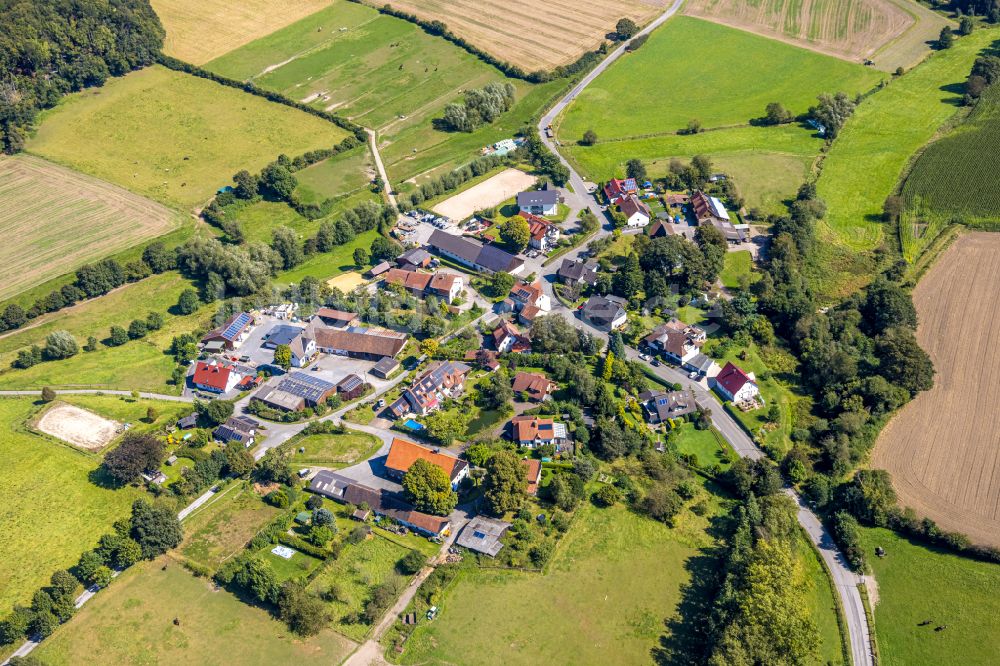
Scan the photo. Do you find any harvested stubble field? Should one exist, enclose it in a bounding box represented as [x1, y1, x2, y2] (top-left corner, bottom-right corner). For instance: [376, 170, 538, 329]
[0, 155, 181, 301]
[432, 168, 536, 220]
[28, 65, 349, 210]
[872, 232, 1000, 548]
[35, 402, 120, 451]
[379, 0, 666, 71]
[151, 0, 331, 65]
[683, 0, 949, 71]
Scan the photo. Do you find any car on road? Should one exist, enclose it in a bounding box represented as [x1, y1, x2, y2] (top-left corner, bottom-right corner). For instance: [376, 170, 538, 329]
[688, 371, 700, 379]
[638, 353, 651, 361]
[651, 359, 660, 367]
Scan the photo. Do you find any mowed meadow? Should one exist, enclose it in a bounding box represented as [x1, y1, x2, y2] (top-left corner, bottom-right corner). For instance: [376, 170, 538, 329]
[872, 232, 1000, 549]
[558, 16, 883, 141]
[0, 155, 183, 301]
[204, 1, 565, 186]
[27, 65, 350, 210]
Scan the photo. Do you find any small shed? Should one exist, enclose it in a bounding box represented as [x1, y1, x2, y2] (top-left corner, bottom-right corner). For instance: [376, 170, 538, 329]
[166, 455, 179, 466]
[352, 508, 371, 522]
[203, 340, 225, 354]
[294, 511, 312, 526]
[371, 356, 400, 379]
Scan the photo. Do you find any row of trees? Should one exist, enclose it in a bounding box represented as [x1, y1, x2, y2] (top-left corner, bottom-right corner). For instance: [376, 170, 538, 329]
[398, 153, 507, 210]
[440, 82, 516, 132]
[0, 0, 165, 153]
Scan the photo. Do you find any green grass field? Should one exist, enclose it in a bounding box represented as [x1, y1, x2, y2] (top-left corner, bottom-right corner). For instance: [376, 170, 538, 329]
[798, 532, 848, 665]
[294, 146, 374, 204]
[902, 83, 1000, 221]
[394, 501, 718, 665]
[720, 250, 757, 289]
[0, 395, 189, 608]
[232, 190, 380, 244]
[275, 229, 380, 285]
[559, 16, 882, 141]
[287, 431, 382, 467]
[308, 532, 410, 641]
[34, 561, 355, 665]
[817, 29, 1000, 251]
[179, 482, 281, 572]
[673, 424, 734, 470]
[204, 1, 565, 187]
[28, 65, 349, 210]
[859, 527, 1000, 665]
[562, 124, 821, 214]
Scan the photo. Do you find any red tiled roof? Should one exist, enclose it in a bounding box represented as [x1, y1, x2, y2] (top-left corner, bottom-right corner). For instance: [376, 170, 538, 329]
[511, 416, 555, 443]
[620, 194, 650, 220]
[193, 361, 232, 391]
[512, 372, 555, 399]
[715, 362, 752, 397]
[315, 308, 358, 324]
[385, 438, 467, 481]
[384, 268, 432, 291]
[523, 458, 542, 495]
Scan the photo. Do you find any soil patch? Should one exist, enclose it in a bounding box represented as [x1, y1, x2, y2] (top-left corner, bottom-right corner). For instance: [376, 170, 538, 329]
[35, 401, 120, 451]
[432, 168, 536, 221]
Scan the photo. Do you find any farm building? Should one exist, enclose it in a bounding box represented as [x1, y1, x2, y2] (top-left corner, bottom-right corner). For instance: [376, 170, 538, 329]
[384, 438, 470, 489]
[336, 374, 367, 401]
[254, 372, 338, 412]
[313, 308, 359, 328]
[200, 312, 255, 351]
[396, 247, 433, 269]
[456, 516, 511, 557]
[371, 356, 400, 379]
[517, 187, 559, 216]
[309, 324, 407, 360]
[427, 229, 524, 275]
[523, 458, 542, 495]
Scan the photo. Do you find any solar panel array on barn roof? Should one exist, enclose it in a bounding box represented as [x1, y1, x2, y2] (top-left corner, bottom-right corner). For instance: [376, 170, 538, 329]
[221, 312, 253, 341]
[278, 372, 337, 402]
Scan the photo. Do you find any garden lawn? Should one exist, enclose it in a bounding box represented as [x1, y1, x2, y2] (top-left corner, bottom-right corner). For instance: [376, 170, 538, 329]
[559, 16, 882, 140]
[262, 548, 324, 582]
[0, 398, 141, 609]
[33, 561, 355, 665]
[179, 482, 281, 572]
[308, 533, 411, 641]
[562, 124, 821, 214]
[816, 28, 1000, 251]
[27, 65, 349, 210]
[673, 424, 734, 470]
[859, 527, 1000, 665]
[720, 250, 757, 289]
[287, 431, 382, 467]
[275, 229, 380, 285]
[395, 502, 717, 665]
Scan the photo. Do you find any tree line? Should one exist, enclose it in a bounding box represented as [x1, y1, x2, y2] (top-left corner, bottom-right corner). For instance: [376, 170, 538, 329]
[440, 82, 516, 132]
[0, 0, 165, 153]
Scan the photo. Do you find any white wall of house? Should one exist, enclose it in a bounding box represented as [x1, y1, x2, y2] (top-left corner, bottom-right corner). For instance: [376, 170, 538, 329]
[626, 212, 649, 228]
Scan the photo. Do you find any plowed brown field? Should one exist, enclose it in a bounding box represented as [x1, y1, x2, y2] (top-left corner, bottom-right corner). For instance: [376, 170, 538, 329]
[382, 0, 668, 71]
[873, 232, 1000, 547]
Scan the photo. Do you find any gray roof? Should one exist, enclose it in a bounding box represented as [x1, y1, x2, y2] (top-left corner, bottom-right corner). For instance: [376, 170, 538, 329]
[517, 189, 558, 207]
[428, 230, 522, 273]
[336, 373, 364, 392]
[686, 353, 715, 374]
[265, 324, 303, 347]
[276, 372, 337, 402]
[558, 258, 598, 285]
[372, 356, 399, 374]
[397, 247, 431, 266]
[455, 516, 511, 557]
[641, 389, 698, 422]
[583, 295, 626, 324]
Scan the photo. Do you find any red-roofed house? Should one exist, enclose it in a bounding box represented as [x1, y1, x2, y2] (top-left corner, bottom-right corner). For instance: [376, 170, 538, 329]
[503, 281, 550, 325]
[192, 360, 242, 394]
[510, 416, 567, 448]
[383, 268, 463, 302]
[713, 362, 760, 404]
[523, 458, 542, 496]
[603, 178, 638, 204]
[493, 320, 531, 353]
[620, 194, 651, 228]
[518, 211, 561, 252]
[512, 372, 556, 402]
[384, 438, 470, 489]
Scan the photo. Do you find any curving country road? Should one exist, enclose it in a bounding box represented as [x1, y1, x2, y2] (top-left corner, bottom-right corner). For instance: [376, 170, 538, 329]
[534, 7, 875, 663]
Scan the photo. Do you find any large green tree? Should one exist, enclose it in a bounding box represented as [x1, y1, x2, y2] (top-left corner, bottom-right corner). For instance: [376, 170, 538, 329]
[101, 432, 165, 485]
[402, 458, 457, 516]
[498, 216, 531, 253]
[483, 450, 527, 516]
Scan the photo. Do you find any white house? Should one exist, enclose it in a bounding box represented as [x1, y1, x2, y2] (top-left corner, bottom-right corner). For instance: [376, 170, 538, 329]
[620, 194, 651, 228]
[713, 362, 761, 404]
[517, 189, 559, 216]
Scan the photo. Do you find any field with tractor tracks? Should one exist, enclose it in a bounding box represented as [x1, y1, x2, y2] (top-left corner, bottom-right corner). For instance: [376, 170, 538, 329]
[873, 232, 1000, 548]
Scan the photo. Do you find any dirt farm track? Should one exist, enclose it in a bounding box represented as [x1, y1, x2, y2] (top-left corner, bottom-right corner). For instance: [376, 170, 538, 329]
[873, 232, 1000, 547]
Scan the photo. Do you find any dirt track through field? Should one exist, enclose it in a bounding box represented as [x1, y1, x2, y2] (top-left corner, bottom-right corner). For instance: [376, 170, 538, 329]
[873, 232, 1000, 547]
[383, 0, 667, 70]
[0, 155, 180, 301]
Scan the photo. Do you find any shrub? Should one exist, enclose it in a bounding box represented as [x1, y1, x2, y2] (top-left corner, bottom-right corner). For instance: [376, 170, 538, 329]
[265, 489, 290, 508]
[397, 550, 426, 575]
[592, 484, 621, 507]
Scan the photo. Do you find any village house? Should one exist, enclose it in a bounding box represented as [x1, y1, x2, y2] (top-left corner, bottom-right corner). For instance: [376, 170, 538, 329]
[309, 471, 452, 537]
[382, 267, 463, 303]
[644, 319, 707, 366]
[313, 308, 359, 329]
[428, 229, 524, 275]
[502, 280, 550, 326]
[603, 177, 639, 204]
[557, 258, 598, 287]
[192, 359, 243, 394]
[213, 415, 260, 447]
[510, 415, 568, 449]
[200, 312, 254, 351]
[581, 295, 627, 330]
[263, 324, 315, 368]
[492, 319, 531, 353]
[713, 362, 761, 405]
[691, 191, 747, 244]
[384, 438, 470, 489]
[639, 389, 698, 424]
[512, 371, 556, 402]
[516, 187, 559, 216]
[389, 360, 471, 417]
[619, 194, 652, 228]
[464, 349, 500, 372]
[519, 211, 561, 252]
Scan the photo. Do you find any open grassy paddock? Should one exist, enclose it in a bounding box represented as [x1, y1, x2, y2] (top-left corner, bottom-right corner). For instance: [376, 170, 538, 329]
[563, 124, 821, 214]
[274, 229, 380, 285]
[558, 16, 883, 141]
[719, 249, 757, 289]
[816, 28, 999, 253]
[872, 232, 1000, 548]
[34, 560, 355, 665]
[859, 527, 1000, 665]
[0, 155, 184, 301]
[378, 0, 666, 71]
[683, 0, 949, 71]
[0, 394, 188, 609]
[294, 145, 375, 205]
[151, 0, 331, 65]
[287, 431, 382, 467]
[28, 65, 350, 210]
